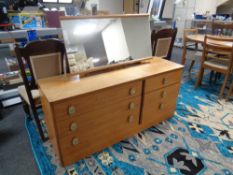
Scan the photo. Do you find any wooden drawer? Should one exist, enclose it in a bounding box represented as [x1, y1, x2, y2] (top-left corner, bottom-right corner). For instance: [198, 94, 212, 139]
[145, 70, 182, 93]
[56, 97, 141, 165]
[141, 83, 180, 127]
[53, 81, 142, 122]
[56, 96, 141, 138]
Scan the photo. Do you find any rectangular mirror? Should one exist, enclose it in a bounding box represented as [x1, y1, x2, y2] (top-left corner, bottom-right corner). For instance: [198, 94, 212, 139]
[60, 14, 152, 73]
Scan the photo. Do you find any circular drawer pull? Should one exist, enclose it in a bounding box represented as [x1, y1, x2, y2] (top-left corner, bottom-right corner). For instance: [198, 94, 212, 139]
[159, 103, 165, 110]
[70, 122, 78, 131]
[162, 78, 168, 85]
[129, 88, 136, 96]
[128, 102, 135, 110]
[161, 91, 167, 98]
[72, 138, 79, 146]
[128, 115, 134, 123]
[68, 106, 76, 116]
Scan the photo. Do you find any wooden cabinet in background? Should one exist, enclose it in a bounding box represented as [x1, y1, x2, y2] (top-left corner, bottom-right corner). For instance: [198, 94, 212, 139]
[38, 57, 183, 166]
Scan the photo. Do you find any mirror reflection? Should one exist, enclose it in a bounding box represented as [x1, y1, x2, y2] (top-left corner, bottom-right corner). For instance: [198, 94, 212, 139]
[60, 15, 152, 73]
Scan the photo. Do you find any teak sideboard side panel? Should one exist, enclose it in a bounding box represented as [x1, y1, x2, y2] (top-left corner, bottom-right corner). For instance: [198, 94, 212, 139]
[38, 58, 183, 166]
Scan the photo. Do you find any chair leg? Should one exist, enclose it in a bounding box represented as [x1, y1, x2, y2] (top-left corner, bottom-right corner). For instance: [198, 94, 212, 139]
[209, 71, 214, 85]
[181, 42, 187, 65]
[195, 68, 205, 89]
[31, 105, 46, 142]
[226, 81, 233, 100]
[188, 60, 195, 72]
[214, 72, 221, 84]
[219, 74, 229, 98]
[22, 99, 31, 116]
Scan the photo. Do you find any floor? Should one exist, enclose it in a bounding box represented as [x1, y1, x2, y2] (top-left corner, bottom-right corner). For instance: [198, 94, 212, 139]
[0, 105, 40, 175]
[0, 47, 191, 175]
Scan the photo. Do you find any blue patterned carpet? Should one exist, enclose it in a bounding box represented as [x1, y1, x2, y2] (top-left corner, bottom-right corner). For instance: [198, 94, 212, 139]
[26, 71, 233, 175]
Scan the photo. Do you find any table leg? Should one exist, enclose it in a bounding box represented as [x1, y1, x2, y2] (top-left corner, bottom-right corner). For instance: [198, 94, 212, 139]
[181, 40, 187, 65]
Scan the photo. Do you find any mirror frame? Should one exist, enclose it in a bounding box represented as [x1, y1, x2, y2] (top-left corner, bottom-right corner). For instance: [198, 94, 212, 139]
[60, 14, 152, 77]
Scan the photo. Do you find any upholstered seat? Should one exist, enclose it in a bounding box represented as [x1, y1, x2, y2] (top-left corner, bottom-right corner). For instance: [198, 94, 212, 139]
[18, 86, 41, 105]
[204, 59, 229, 71]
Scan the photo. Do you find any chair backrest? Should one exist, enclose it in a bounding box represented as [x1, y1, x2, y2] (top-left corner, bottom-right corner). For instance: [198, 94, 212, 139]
[212, 22, 233, 36]
[15, 39, 70, 91]
[151, 28, 177, 59]
[202, 35, 233, 71]
[183, 28, 198, 41]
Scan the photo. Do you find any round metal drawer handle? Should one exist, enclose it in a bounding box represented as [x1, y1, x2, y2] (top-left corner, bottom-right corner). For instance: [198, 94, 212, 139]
[72, 138, 79, 146]
[162, 78, 168, 85]
[129, 102, 135, 110]
[68, 106, 76, 116]
[129, 88, 136, 96]
[128, 115, 134, 123]
[159, 103, 165, 110]
[70, 123, 78, 131]
[161, 91, 167, 98]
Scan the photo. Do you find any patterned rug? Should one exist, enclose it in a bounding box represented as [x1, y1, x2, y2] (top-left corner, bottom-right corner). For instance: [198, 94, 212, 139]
[26, 71, 233, 175]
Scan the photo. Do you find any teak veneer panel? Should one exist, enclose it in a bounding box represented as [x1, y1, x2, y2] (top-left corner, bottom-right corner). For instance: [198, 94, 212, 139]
[59, 14, 149, 20]
[145, 70, 182, 92]
[38, 58, 183, 103]
[141, 83, 181, 128]
[56, 96, 141, 138]
[38, 57, 183, 166]
[53, 81, 142, 122]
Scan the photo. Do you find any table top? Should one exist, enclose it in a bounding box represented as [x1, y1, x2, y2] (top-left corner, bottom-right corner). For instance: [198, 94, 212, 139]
[187, 34, 233, 47]
[38, 57, 183, 103]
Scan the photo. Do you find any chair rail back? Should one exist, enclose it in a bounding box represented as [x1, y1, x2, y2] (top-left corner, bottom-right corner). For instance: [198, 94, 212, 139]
[15, 39, 69, 91]
[151, 28, 177, 59]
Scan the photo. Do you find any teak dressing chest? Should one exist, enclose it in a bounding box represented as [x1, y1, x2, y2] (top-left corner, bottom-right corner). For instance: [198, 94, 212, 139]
[38, 57, 183, 166]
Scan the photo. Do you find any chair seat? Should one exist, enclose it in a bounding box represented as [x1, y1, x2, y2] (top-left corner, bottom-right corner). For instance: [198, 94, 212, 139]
[204, 59, 228, 71]
[18, 85, 41, 105]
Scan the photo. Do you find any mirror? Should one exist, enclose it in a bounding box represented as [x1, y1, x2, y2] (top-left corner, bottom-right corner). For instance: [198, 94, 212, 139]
[60, 15, 152, 73]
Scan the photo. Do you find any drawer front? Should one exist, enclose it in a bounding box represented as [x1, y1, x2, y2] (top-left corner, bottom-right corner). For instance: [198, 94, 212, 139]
[53, 81, 142, 122]
[57, 97, 141, 165]
[145, 70, 182, 93]
[141, 83, 180, 127]
[56, 96, 141, 138]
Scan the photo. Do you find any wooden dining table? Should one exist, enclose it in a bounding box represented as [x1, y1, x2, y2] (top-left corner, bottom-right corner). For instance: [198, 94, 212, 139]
[181, 34, 233, 65]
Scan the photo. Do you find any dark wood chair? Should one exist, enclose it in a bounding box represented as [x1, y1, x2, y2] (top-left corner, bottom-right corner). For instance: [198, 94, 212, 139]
[212, 22, 233, 36]
[15, 39, 70, 141]
[151, 28, 177, 60]
[195, 35, 233, 98]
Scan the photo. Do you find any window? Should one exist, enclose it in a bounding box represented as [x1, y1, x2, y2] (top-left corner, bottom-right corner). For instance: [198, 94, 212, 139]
[42, 0, 72, 3]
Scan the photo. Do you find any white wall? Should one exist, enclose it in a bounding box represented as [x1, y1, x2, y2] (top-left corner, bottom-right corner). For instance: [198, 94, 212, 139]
[162, 0, 174, 19]
[102, 19, 130, 63]
[174, 0, 196, 39]
[174, 0, 222, 40]
[99, 0, 123, 13]
[195, 0, 217, 14]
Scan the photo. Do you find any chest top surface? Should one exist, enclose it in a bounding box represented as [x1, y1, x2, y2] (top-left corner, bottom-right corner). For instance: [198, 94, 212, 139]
[38, 57, 183, 103]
